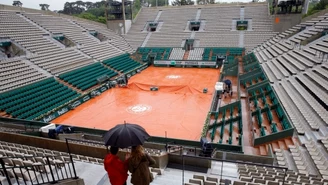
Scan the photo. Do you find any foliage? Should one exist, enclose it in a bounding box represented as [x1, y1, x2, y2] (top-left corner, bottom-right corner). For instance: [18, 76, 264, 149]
[196, 0, 215, 5]
[12, 1, 22, 7]
[303, 0, 328, 18]
[201, 112, 211, 138]
[39, 4, 50, 11]
[172, 0, 195, 6]
[59, 0, 142, 23]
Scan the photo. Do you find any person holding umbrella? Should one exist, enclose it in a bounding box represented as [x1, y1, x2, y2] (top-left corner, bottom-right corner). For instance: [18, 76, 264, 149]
[103, 122, 153, 185]
[128, 145, 156, 185]
[104, 146, 130, 185]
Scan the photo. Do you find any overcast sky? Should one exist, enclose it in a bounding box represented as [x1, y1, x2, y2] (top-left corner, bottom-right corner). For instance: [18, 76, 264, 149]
[0, 0, 252, 11]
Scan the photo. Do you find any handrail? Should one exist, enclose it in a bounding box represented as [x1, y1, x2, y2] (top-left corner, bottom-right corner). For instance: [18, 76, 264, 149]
[0, 154, 78, 185]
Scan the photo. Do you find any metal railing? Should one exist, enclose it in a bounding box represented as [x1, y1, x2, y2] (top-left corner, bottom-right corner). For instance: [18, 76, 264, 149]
[181, 154, 288, 185]
[0, 154, 78, 185]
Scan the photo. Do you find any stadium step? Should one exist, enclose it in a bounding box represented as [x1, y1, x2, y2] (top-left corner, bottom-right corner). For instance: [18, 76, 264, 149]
[56, 78, 83, 93]
[141, 33, 152, 47]
[195, 9, 202, 21]
[102, 63, 121, 75]
[183, 50, 190, 60]
[240, 7, 245, 20]
[154, 10, 163, 22]
[259, 145, 268, 156]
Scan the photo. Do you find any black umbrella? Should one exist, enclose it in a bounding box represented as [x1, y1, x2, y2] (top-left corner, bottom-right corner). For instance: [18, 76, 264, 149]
[103, 122, 150, 148]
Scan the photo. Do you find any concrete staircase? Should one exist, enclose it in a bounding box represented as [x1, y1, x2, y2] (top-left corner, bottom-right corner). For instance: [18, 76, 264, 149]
[240, 7, 245, 20]
[195, 9, 202, 21]
[238, 31, 244, 48]
[141, 33, 152, 47]
[154, 10, 162, 22]
[56, 77, 83, 93]
[183, 50, 190, 60]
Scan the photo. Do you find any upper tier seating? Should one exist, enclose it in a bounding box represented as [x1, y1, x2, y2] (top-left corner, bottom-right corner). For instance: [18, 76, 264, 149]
[23, 13, 130, 61]
[0, 11, 62, 55]
[126, 4, 275, 49]
[0, 58, 48, 93]
[23, 13, 99, 46]
[79, 42, 124, 61]
[0, 78, 80, 120]
[73, 20, 134, 53]
[102, 54, 142, 73]
[28, 48, 94, 75]
[59, 63, 117, 91]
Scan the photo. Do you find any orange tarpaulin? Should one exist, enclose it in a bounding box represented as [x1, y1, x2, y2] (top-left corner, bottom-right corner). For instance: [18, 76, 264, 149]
[53, 66, 220, 140]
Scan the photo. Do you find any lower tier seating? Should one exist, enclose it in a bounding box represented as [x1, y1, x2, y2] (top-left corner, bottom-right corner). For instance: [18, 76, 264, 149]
[102, 54, 141, 73]
[0, 78, 80, 120]
[59, 63, 117, 91]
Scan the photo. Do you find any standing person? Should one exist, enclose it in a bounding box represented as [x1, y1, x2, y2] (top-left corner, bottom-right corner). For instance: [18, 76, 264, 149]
[128, 145, 156, 185]
[104, 146, 129, 185]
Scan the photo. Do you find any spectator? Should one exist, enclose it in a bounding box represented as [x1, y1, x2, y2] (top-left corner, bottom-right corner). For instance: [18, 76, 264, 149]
[128, 145, 156, 185]
[104, 146, 129, 185]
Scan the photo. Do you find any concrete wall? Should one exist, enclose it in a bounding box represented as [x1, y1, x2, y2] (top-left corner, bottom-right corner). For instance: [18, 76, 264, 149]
[214, 150, 274, 165]
[272, 14, 302, 33]
[107, 20, 131, 35]
[168, 154, 211, 168]
[0, 131, 168, 168]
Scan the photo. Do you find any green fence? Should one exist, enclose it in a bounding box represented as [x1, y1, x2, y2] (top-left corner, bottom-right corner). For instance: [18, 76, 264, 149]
[253, 128, 294, 146]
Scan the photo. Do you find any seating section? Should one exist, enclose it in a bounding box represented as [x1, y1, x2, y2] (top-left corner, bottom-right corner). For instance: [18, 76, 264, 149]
[23, 13, 128, 62]
[0, 11, 62, 55]
[28, 48, 94, 75]
[102, 54, 142, 73]
[79, 42, 124, 61]
[0, 58, 48, 93]
[169, 48, 185, 60]
[207, 102, 242, 145]
[203, 48, 244, 61]
[59, 63, 117, 91]
[248, 84, 292, 139]
[237, 163, 327, 185]
[145, 8, 196, 47]
[137, 47, 172, 61]
[188, 48, 204, 60]
[73, 20, 134, 53]
[0, 78, 80, 120]
[124, 8, 156, 50]
[126, 4, 275, 49]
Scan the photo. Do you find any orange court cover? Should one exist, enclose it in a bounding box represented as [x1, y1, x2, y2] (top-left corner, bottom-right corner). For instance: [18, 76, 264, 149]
[53, 66, 220, 140]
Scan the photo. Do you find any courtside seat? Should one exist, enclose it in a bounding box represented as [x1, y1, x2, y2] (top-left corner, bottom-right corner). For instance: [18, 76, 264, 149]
[102, 54, 141, 73]
[0, 78, 79, 120]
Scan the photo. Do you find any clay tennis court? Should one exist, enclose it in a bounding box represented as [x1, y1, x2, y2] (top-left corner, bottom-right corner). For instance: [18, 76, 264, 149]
[53, 66, 220, 140]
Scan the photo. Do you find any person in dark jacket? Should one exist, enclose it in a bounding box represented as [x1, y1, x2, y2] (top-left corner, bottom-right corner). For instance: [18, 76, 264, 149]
[128, 145, 156, 185]
[104, 146, 129, 185]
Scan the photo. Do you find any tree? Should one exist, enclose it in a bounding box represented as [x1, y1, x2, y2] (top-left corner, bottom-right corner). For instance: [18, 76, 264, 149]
[39, 4, 50, 11]
[85, 1, 94, 9]
[196, 0, 214, 5]
[172, 0, 194, 5]
[12, 1, 23, 7]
